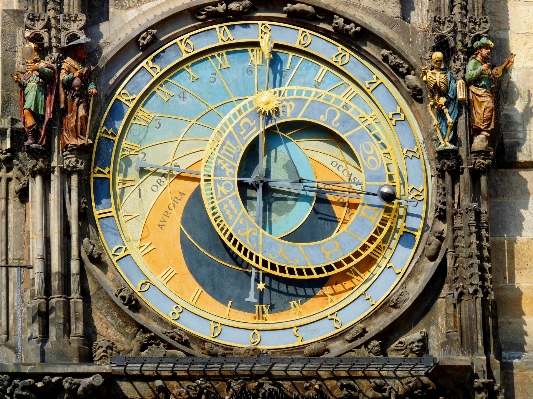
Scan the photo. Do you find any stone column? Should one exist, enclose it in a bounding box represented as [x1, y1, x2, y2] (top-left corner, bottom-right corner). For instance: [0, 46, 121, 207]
[0, 151, 13, 344]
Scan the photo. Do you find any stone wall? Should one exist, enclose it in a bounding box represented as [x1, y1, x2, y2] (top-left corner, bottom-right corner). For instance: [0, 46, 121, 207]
[488, 1, 533, 398]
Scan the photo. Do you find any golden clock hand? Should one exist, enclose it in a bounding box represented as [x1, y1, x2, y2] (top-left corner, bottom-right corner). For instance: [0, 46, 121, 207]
[267, 182, 362, 199]
[136, 157, 201, 175]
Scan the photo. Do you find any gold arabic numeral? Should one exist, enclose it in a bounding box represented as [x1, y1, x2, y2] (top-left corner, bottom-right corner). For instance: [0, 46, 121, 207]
[214, 51, 231, 70]
[290, 299, 304, 318]
[254, 305, 270, 322]
[117, 89, 137, 107]
[159, 266, 177, 284]
[237, 218, 258, 249]
[176, 36, 194, 56]
[117, 177, 136, 190]
[169, 304, 183, 320]
[225, 301, 233, 317]
[190, 287, 203, 304]
[137, 280, 151, 292]
[408, 186, 425, 201]
[321, 240, 343, 261]
[210, 321, 222, 338]
[365, 75, 382, 92]
[120, 141, 141, 160]
[238, 118, 258, 142]
[319, 107, 341, 127]
[216, 26, 234, 43]
[332, 47, 350, 66]
[388, 106, 405, 126]
[122, 213, 139, 223]
[360, 142, 382, 171]
[320, 287, 336, 305]
[155, 83, 175, 102]
[95, 208, 113, 219]
[403, 146, 420, 159]
[296, 29, 312, 48]
[144, 56, 161, 77]
[328, 312, 343, 329]
[132, 108, 155, 127]
[293, 327, 303, 343]
[387, 262, 402, 275]
[359, 202, 380, 224]
[278, 101, 296, 118]
[250, 329, 261, 346]
[248, 49, 264, 66]
[364, 292, 377, 306]
[346, 265, 364, 286]
[216, 181, 234, 199]
[98, 126, 117, 140]
[138, 242, 156, 257]
[183, 64, 199, 82]
[111, 245, 130, 261]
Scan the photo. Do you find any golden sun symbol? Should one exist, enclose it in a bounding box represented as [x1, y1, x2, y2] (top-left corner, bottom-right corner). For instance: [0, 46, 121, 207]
[253, 90, 280, 116]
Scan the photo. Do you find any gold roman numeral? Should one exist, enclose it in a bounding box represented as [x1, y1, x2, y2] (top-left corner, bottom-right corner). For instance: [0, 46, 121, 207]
[155, 83, 175, 102]
[159, 266, 177, 284]
[138, 242, 156, 256]
[183, 65, 199, 81]
[132, 108, 155, 126]
[120, 141, 141, 159]
[254, 305, 270, 322]
[315, 67, 327, 84]
[190, 288, 203, 304]
[290, 299, 303, 318]
[117, 177, 136, 190]
[248, 49, 264, 66]
[214, 52, 230, 69]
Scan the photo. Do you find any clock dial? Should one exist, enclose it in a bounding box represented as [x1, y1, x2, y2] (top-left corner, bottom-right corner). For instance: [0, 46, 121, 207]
[91, 22, 428, 348]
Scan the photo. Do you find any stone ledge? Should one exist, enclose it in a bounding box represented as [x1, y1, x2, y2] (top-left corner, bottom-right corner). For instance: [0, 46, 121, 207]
[0, 363, 111, 374]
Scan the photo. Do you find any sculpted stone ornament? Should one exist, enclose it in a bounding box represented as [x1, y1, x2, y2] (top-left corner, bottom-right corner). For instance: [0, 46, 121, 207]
[422, 52, 459, 149]
[92, 338, 117, 363]
[303, 380, 328, 399]
[176, 379, 218, 399]
[303, 342, 329, 357]
[163, 328, 189, 345]
[332, 15, 361, 39]
[466, 37, 514, 152]
[203, 342, 226, 357]
[60, 37, 97, 151]
[114, 286, 137, 309]
[425, 228, 445, 261]
[283, 4, 325, 20]
[345, 324, 367, 342]
[194, 1, 254, 20]
[137, 29, 157, 51]
[12, 41, 57, 149]
[388, 330, 427, 357]
[337, 381, 360, 399]
[232, 346, 261, 357]
[381, 50, 423, 102]
[389, 290, 410, 309]
[12, 160, 30, 198]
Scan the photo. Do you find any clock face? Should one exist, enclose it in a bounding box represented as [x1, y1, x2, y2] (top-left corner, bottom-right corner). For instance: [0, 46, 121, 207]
[91, 22, 428, 348]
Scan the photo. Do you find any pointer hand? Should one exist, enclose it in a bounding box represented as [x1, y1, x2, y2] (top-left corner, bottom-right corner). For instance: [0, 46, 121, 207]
[136, 157, 201, 175]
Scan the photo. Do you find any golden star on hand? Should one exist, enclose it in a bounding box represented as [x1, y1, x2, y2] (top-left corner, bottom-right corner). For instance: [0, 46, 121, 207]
[257, 282, 266, 291]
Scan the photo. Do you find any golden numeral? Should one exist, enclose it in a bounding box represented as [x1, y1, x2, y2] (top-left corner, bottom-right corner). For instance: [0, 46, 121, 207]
[216, 26, 234, 42]
[259, 23, 271, 39]
[332, 47, 350, 66]
[96, 208, 113, 218]
[155, 83, 174, 102]
[190, 287, 203, 304]
[328, 312, 343, 329]
[98, 126, 117, 140]
[122, 213, 139, 223]
[137, 280, 151, 292]
[248, 49, 263, 66]
[255, 305, 270, 322]
[111, 245, 129, 260]
[120, 141, 141, 159]
[138, 242, 156, 256]
[225, 301, 233, 317]
[320, 287, 336, 305]
[286, 54, 293, 70]
[315, 67, 327, 83]
[408, 186, 425, 201]
[176, 36, 194, 55]
[388, 106, 405, 126]
[290, 299, 303, 318]
[387, 263, 402, 274]
[364, 292, 377, 306]
[144, 57, 161, 76]
[132, 108, 155, 126]
[210, 321, 222, 338]
[346, 265, 364, 285]
[403, 147, 420, 159]
[340, 86, 358, 102]
[296, 29, 312, 47]
[365, 75, 382, 92]
[250, 329, 261, 346]
[159, 266, 177, 284]
[169, 304, 183, 320]
[118, 177, 135, 190]
[117, 89, 137, 107]
[214, 52, 231, 69]
[183, 64, 199, 82]
[293, 327, 303, 343]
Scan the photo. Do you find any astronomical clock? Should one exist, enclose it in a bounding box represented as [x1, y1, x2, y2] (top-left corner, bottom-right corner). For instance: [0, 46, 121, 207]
[91, 21, 429, 350]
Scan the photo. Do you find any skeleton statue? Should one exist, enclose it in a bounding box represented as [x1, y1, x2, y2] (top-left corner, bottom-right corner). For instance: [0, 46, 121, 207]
[422, 52, 459, 149]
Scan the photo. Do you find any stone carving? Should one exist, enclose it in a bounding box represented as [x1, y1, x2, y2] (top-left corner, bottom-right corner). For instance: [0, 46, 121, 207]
[474, 379, 492, 399]
[425, 228, 445, 261]
[195, 1, 254, 20]
[332, 15, 361, 39]
[130, 329, 160, 356]
[92, 338, 117, 363]
[345, 324, 367, 342]
[302, 380, 328, 399]
[63, 154, 86, 173]
[155, 380, 170, 399]
[389, 290, 410, 309]
[203, 342, 226, 357]
[12, 41, 57, 148]
[283, 4, 325, 20]
[60, 37, 97, 150]
[82, 238, 102, 262]
[13, 160, 29, 198]
[303, 342, 329, 357]
[337, 381, 359, 399]
[422, 52, 459, 149]
[24, 13, 50, 48]
[27, 156, 50, 176]
[163, 328, 189, 345]
[471, 153, 493, 171]
[361, 380, 390, 398]
[114, 286, 137, 309]
[388, 330, 427, 357]
[233, 346, 261, 357]
[176, 379, 218, 399]
[346, 340, 382, 357]
[434, 182, 446, 219]
[137, 29, 157, 51]
[466, 37, 513, 152]
[381, 50, 422, 102]
[60, 14, 87, 47]
[360, 377, 436, 399]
